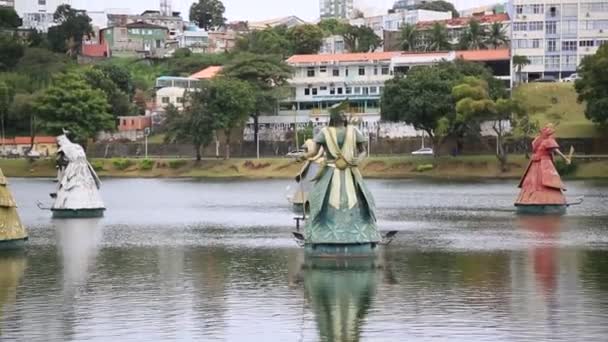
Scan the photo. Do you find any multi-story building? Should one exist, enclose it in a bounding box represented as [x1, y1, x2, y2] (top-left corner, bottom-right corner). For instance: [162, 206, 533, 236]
[15, 0, 71, 31]
[392, 0, 428, 11]
[100, 22, 170, 58]
[510, 0, 608, 81]
[107, 10, 184, 41]
[320, 0, 354, 19]
[0, 0, 15, 8]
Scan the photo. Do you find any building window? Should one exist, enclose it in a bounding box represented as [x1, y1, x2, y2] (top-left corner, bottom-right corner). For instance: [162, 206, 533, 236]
[176, 97, 184, 103]
[332, 69, 339, 77]
[307, 67, 315, 77]
[381, 66, 390, 75]
[358, 67, 365, 76]
[516, 5, 523, 14]
[545, 56, 560, 68]
[529, 56, 543, 65]
[562, 20, 577, 35]
[563, 55, 577, 67]
[579, 40, 594, 47]
[546, 39, 557, 52]
[337, 87, 343, 95]
[513, 22, 527, 31]
[330, 88, 335, 95]
[370, 86, 378, 94]
[548, 6, 558, 17]
[161, 97, 170, 104]
[354, 87, 361, 94]
[532, 4, 544, 14]
[304, 88, 310, 96]
[320, 86, 327, 91]
[529, 21, 543, 31]
[345, 87, 352, 94]
[562, 40, 577, 51]
[373, 67, 378, 75]
[546, 21, 557, 34]
[312, 88, 317, 95]
[320, 66, 327, 73]
[363, 87, 369, 95]
[38, 0, 46, 5]
[532, 39, 541, 49]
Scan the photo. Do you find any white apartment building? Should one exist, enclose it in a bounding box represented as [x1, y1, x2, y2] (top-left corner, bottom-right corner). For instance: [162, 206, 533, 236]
[0, 0, 15, 8]
[510, 0, 608, 81]
[320, 0, 354, 19]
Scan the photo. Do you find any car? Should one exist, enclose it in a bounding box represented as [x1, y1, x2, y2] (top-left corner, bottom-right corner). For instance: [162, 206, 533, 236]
[562, 73, 580, 82]
[532, 75, 557, 83]
[286, 149, 306, 158]
[411, 147, 434, 155]
[26, 150, 41, 159]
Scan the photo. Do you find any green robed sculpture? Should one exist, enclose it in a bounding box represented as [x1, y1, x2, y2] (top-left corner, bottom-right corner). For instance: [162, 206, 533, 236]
[297, 103, 382, 256]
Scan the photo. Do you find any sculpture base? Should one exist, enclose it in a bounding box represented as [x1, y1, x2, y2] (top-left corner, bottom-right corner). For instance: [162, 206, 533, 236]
[305, 243, 378, 258]
[52, 208, 105, 219]
[515, 204, 567, 215]
[0, 237, 28, 250]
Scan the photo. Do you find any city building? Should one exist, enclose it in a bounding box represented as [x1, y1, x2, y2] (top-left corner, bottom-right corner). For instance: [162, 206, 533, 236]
[320, 0, 354, 19]
[179, 28, 209, 53]
[416, 13, 511, 50]
[0, 0, 14, 8]
[320, 35, 347, 54]
[154, 66, 220, 110]
[510, 0, 608, 81]
[460, 2, 508, 17]
[247, 16, 307, 30]
[100, 22, 170, 58]
[392, 0, 428, 11]
[107, 10, 184, 41]
[0, 136, 58, 157]
[208, 30, 237, 53]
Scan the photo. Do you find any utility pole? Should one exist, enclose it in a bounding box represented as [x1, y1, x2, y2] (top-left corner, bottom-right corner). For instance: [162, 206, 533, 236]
[293, 104, 299, 151]
[144, 127, 150, 159]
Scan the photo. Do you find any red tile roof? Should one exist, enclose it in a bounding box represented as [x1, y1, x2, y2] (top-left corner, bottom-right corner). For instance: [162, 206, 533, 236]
[190, 66, 223, 79]
[1, 136, 57, 145]
[417, 13, 510, 29]
[287, 51, 402, 64]
[456, 49, 510, 61]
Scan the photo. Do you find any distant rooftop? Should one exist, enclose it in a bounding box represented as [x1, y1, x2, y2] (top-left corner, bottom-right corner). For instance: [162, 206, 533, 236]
[190, 66, 223, 79]
[416, 13, 510, 29]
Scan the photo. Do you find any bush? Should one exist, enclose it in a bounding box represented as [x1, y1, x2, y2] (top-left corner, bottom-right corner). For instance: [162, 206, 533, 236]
[90, 160, 105, 172]
[415, 164, 434, 172]
[112, 158, 134, 170]
[555, 159, 577, 176]
[139, 159, 155, 171]
[168, 160, 188, 169]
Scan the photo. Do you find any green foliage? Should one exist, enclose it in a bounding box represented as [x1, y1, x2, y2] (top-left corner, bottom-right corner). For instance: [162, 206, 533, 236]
[427, 22, 451, 51]
[164, 52, 227, 76]
[189, 0, 226, 31]
[575, 44, 608, 126]
[33, 72, 114, 142]
[416, 0, 459, 18]
[0, 7, 22, 29]
[112, 158, 134, 170]
[318, 19, 344, 36]
[458, 19, 487, 50]
[90, 160, 105, 172]
[399, 23, 419, 51]
[235, 26, 292, 57]
[48, 4, 93, 56]
[485, 22, 508, 49]
[173, 48, 192, 58]
[287, 24, 324, 54]
[415, 164, 434, 172]
[15, 48, 72, 88]
[93, 64, 134, 96]
[555, 159, 578, 176]
[168, 159, 188, 169]
[0, 35, 25, 71]
[139, 159, 154, 171]
[82, 67, 134, 117]
[342, 25, 382, 53]
[512, 55, 531, 85]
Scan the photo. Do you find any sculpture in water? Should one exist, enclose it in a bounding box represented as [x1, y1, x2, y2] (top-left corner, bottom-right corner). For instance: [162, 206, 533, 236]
[51, 134, 105, 218]
[515, 124, 572, 214]
[0, 168, 28, 247]
[297, 104, 381, 255]
[289, 139, 325, 213]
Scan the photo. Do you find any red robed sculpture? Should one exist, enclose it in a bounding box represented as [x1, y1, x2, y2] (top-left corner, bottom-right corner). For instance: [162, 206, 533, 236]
[515, 124, 572, 213]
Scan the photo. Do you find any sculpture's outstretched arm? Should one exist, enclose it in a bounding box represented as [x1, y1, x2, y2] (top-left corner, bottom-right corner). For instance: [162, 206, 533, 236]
[554, 149, 572, 165]
[354, 142, 367, 166]
[297, 142, 320, 162]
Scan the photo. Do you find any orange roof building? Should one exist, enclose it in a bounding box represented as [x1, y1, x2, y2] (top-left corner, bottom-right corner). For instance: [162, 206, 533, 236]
[190, 66, 223, 79]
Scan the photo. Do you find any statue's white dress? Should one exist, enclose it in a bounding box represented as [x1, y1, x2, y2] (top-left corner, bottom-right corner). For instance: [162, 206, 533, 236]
[52, 135, 104, 211]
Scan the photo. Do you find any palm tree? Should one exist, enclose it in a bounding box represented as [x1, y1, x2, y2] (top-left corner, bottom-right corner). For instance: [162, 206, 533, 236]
[512, 55, 531, 85]
[459, 19, 487, 50]
[486, 22, 508, 49]
[399, 23, 419, 51]
[427, 22, 451, 51]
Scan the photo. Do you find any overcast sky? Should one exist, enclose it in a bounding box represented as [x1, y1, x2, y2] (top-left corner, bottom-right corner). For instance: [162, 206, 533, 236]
[75, 0, 502, 21]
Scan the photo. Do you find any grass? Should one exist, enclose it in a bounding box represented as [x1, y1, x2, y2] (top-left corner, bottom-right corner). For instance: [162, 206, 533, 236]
[3, 155, 608, 180]
[514, 83, 603, 138]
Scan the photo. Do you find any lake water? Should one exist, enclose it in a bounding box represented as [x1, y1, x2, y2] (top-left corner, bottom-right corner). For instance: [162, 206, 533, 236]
[1, 178, 608, 341]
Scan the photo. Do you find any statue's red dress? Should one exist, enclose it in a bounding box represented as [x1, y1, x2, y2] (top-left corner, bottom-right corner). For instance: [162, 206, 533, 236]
[515, 128, 566, 206]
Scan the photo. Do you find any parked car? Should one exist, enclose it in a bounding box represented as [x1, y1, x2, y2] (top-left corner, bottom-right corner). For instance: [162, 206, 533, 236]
[532, 76, 557, 83]
[286, 149, 306, 158]
[411, 147, 434, 155]
[26, 150, 41, 159]
[562, 73, 580, 82]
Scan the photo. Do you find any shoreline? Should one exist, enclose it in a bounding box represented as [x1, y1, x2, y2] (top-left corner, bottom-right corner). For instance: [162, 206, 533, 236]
[1, 156, 607, 181]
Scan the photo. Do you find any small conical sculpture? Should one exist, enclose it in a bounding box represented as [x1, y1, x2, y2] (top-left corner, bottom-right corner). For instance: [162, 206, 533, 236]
[0, 168, 28, 248]
[51, 133, 105, 218]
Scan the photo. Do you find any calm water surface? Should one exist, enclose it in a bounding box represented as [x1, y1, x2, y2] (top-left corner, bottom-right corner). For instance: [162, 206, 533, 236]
[1, 178, 608, 341]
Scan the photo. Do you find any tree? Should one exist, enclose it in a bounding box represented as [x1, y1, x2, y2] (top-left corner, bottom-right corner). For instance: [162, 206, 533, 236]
[485, 22, 508, 49]
[15, 47, 71, 88]
[33, 73, 113, 143]
[235, 26, 292, 57]
[0, 35, 24, 71]
[205, 78, 256, 159]
[399, 23, 419, 51]
[189, 0, 226, 31]
[222, 53, 293, 158]
[512, 55, 530, 85]
[342, 25, 382, 53]
[427, 22, 451, 51]
[0, 81, 11, 146]
[416, 0, 459, 18]
[163, 98, 214, 161]
[318, 18, 344, 36]
[49, 4, 93, 56]
[287, 24, 324, 54]
[8, 92, 39, 137]
[82, 68, 134, 118]
[0, 7, 21, 28]
[458, 19, 487, 50]
[575, 44, 608, 126]
[93, 64, 134, 97]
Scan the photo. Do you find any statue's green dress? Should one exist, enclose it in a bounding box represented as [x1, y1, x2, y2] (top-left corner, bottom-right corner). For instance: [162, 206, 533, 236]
[305, 126, 381, 244]
[0, 168, 28, 243]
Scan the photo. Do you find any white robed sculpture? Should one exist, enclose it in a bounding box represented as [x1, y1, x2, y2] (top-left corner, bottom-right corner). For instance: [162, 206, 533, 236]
[51, 134, 105, 218]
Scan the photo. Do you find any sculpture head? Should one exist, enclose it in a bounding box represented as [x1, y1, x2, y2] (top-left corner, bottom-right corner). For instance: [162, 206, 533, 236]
[540, 123, 556, 138]
[329, 102, 348, 127]
[56, 134, 71, 147]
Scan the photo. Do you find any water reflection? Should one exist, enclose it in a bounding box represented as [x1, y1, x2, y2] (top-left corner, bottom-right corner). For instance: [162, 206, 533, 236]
[0, 251, 26, 333]
[301, 257, 381, 342]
